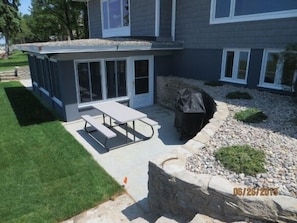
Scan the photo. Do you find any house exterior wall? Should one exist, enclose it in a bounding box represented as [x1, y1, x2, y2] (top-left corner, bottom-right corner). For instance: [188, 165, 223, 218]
[171, 0, 297, 89]
[88, 0, 157, 38]
[130, 0, 155, 37]
[175, 0, 297, 49]
[28, 51, 175, 121]
[246, 49, 264, 88]
[171, 49, 222, 81]
[58, 61, 80, 121]
[159, 0, 172, 39]
[88, 0, 102, 38]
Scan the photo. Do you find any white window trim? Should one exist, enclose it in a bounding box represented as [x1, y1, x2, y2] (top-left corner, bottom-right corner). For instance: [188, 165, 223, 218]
[40, 87, 50, 97]
[74, 59, 104, 106]
[74, 57, 130, 107]
[52, 96, 63, 107]
[258, 49, 294, 91]
[104, 58, 129, 99]
[129, 55, 154, 108]
[155, 0, 160, 37]
[78, 96, 130, 109]
[210, 0, 297, 24]
[171, 0, 176, 41]
[101, 0, 131, 38]
[220, 49, 250, 85]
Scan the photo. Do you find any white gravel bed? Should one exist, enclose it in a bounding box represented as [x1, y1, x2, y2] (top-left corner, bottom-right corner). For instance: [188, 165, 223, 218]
[186, 83, 297, 197]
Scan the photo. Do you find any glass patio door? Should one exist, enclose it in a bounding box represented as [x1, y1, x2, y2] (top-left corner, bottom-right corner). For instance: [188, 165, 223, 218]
[105, 60, 127, 99]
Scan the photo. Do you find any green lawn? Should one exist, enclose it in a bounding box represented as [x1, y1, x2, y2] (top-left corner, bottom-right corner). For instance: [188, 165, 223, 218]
[0, 82, 123, 222]
[0, 50, 29, 72]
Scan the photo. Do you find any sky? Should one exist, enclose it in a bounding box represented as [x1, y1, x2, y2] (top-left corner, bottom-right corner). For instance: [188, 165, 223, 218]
[19, 0, 32, 15]
[0, 0, 31, 44]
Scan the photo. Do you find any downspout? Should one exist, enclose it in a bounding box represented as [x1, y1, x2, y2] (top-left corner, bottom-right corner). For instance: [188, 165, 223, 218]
[171, 0, 176, 41]
[155, 0, 160, 38]
[87, 1, 91, 38]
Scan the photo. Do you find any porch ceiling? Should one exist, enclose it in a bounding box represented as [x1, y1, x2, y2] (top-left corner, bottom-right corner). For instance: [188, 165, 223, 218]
[16, 38, 183, 54]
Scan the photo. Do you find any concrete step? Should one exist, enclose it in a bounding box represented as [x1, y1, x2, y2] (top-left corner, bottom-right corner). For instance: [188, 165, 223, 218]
[62, 194, 155, 223]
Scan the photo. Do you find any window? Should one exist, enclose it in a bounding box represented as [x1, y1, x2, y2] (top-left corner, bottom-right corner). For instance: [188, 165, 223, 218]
[259, 50, 296, 91]
[134, 60, 149, 94]
[35, 57, 50, 95]
[211, 0, 297, 24]
[28, 55, 38, 86]
[221, 49, 250, 84]
[101, 0, 130, 37]
[77, 62, 103, 103]
[105, 60, 127, 98]
[49, 61, 61, 101]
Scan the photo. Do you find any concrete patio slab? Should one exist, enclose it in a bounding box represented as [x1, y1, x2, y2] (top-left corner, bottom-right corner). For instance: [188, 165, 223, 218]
[62, 105, 183, 212]
[19, 79, 184, 222]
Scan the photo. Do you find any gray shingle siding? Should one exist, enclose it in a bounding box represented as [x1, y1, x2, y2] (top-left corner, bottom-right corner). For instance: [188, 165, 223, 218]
[131, 0, 155, 37]
[88, 0, 102, 38]
[171, 49, 222, 81]
[175, 0, 297, 49]
[58, 61, 80, 121]
[159, 0, 172, 38]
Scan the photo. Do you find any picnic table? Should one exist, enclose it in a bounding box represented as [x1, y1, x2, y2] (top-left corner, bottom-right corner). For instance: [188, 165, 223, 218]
[82, 101, 158, 151]
[93, 101, 147, 142]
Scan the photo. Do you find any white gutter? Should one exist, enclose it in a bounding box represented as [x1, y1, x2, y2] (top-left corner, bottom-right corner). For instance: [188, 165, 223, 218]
[171, 0, 176, 41]
[155, 0, 160, 37]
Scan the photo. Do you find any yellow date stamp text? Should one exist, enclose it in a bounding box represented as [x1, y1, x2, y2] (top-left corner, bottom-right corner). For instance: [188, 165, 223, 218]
[233, 187, 279, 196]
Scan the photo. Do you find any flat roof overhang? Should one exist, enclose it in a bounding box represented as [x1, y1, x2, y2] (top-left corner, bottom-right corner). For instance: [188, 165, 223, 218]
[16, 38, 184, 55]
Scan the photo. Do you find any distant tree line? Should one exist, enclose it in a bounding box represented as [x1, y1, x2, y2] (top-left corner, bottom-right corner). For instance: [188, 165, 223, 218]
[0, 0, 88, 58]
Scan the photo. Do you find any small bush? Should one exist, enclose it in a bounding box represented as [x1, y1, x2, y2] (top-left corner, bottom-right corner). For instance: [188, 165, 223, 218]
[204, 81, 224, 86]
[226, 91, 253, 99]
[234, 108, 267, 123]
[214, 145, 266, 176]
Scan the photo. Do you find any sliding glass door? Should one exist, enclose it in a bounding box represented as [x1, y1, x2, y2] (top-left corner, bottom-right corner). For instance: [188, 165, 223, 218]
[77, 61, 102, 103]
[105, 60, 127, 99]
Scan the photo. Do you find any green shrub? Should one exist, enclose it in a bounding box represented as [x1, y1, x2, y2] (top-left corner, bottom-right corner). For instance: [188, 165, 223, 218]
[234, 108, 267, 123]
[214, 145, 266, 176]
[204, 81, 224, 86]
[226, 91, 253, 99]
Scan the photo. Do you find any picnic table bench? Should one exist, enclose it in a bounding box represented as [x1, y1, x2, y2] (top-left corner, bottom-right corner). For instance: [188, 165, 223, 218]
[81, 115, 116, 150]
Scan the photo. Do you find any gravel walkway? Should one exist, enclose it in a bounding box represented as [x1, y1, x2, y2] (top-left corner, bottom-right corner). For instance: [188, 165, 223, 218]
[186, 83, 297, 198]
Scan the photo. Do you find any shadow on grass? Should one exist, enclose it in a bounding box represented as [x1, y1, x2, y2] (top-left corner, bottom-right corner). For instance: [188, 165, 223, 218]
[5, 86, 57, 126]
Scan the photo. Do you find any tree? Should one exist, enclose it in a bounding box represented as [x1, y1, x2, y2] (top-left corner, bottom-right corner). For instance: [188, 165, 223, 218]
[12, 14, 33, 43]
[0, 0, 21, 58]
[30, 0, 88, 41]
[27, 0, 62, 42]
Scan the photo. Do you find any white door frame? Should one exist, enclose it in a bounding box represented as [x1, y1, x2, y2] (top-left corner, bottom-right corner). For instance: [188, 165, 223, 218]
[129, 55, 154, 108]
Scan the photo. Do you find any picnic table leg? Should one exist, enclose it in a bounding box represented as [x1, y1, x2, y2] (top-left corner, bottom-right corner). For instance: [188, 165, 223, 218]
[125, 123, 128, 143]
[133, 121, 135, 142]
[104, 138, 110, 152]
[103, 114, 106, 125]
[84, 121, 88, 132]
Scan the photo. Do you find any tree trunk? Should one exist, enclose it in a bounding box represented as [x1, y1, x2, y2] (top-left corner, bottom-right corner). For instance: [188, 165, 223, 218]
[63, 0, 74, 40]
[3, 29, 10, 59]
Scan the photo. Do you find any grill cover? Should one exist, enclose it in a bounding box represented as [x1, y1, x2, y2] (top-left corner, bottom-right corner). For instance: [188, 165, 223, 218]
[174, 88, 216, 140]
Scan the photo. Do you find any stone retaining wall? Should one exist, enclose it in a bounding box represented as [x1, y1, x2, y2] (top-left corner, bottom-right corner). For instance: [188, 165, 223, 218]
[149, 76, 297, 223]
